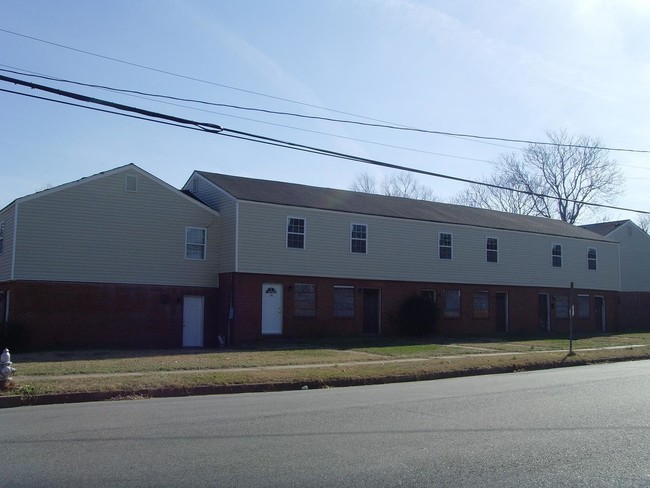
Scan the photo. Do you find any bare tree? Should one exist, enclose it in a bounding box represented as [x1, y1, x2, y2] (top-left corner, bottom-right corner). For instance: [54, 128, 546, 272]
[350, 172, 378, 193]
[351, 171, 436, 201]
[638, 215, 650, 234]
[454, 130, 625, 224]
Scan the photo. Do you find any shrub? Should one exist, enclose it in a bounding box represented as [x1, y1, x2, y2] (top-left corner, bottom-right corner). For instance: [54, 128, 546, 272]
[394, 295, 439, 336]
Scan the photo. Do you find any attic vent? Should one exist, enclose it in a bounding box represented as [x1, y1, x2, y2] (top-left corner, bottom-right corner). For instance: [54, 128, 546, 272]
[125, 175, 138, 192]
[192, 177, 199, 193]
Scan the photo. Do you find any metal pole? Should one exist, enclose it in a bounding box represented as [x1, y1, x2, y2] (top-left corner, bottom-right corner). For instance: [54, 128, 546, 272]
[568, 282, 575, 356]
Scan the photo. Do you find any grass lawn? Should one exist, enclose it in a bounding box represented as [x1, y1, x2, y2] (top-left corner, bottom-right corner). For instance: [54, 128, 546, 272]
[2, 332, 650, 401]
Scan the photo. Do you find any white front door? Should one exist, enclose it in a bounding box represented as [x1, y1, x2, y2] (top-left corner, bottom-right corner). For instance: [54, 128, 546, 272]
[183, 296, 204, 347]
[261, 283, 283, 335]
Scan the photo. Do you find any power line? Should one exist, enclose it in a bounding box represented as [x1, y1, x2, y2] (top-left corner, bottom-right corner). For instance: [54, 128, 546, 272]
[1, 65, 648, 155]
[2, 74, 648, 216]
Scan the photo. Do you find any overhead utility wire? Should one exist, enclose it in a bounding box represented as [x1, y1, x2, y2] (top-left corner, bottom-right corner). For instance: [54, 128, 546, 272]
[2, 66, 648, 155]
[0, 66, 496, 165]
[0, 74, 222, 133]
[1, 75, 648, 216]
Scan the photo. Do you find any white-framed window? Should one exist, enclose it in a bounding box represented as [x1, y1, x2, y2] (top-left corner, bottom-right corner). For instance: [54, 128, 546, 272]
[0, 221, 4, 254]
[293, 283, 316, 317]
[473, 292, 489, 318]
[486, 237, 498, 263]
[125, 175, 138, 192]
[577, 294, 590, 318]
[333, 286, 355, 317]
[185, 227, 207, 260]
[587, 248, 597, 270]
[439, 232, 452, 260]
[287, 217, 305, 249]
[350, 224, 367, 254]
[555, 295, 569, 318]
[552, 244, 562, 267]
[444, 289, 461, 318]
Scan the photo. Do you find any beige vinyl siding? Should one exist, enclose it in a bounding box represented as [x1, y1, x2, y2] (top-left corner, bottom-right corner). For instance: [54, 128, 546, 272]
[236, 202, 620, 290]
[14, 169, 220, 287]
[0, 204, 16, 281]
[609, 223, 650, 291]
[183, 174, 237, 272]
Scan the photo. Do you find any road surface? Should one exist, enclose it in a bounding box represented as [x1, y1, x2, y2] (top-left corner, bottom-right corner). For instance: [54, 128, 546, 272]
[3, 360, 650, 487]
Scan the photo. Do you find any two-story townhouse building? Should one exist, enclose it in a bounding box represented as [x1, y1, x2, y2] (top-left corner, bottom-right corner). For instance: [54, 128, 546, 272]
[185, 171, 621, 344]
[581, 220, 650, 329]
[0, 164, 220, 349]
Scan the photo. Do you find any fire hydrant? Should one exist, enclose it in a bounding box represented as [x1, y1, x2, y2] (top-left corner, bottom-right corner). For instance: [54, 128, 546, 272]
[0, 348, 16, 385]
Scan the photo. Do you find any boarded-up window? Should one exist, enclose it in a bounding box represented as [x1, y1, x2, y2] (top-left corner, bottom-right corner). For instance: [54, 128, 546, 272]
[444, 289, 461, 318]
[333, 286, 354, 317]
[294, 283, 316, 317]
[577, 295, 590, 318]
[555, 295, 569, 319]
[473, 292, 489, 318]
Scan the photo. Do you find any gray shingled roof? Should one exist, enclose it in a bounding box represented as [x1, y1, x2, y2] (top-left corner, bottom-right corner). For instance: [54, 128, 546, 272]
[197, 171, 615, 242]
[580, 220, 629, 236]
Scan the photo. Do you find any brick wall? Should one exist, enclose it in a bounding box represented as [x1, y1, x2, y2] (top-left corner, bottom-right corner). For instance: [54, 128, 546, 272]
[225, 273, 619, 342]
[2, 281, 219, 350]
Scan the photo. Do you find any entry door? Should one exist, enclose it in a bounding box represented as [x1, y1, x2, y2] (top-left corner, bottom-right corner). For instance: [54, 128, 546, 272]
[262, 283, 283, 335]
[538, 294, 550, 332]
[495, 292, 508, 333]
[595, 296, 606, 332]
[183, 296, 204, 347]
[362, 288, 380, 334]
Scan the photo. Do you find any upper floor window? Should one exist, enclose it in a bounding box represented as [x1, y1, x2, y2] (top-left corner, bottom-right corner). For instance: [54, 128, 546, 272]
[287, 217, 305, 249]
[350, 224, 367, 254]
[486, 237, 498, 263]
[587, 248, 597, 270]
[552, 244, 562, 267]
[185, 227, 206, 260]
[439, 232, 452, 260]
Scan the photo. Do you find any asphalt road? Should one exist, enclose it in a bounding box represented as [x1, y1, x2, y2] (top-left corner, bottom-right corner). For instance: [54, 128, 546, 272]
[3, 361, 650, 487]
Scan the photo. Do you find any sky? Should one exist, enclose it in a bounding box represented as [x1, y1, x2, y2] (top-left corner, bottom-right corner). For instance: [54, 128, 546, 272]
[2, 0, 650, 223]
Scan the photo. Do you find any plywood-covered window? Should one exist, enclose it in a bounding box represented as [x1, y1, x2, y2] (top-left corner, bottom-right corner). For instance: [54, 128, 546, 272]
[444, 289, 460, 318]
[294, 283, 316, 317]
[577, 295, 590, 318]
[473, 292, 489, 318]
[333, 286, 354, 317]
[555, 295, 569, 318]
